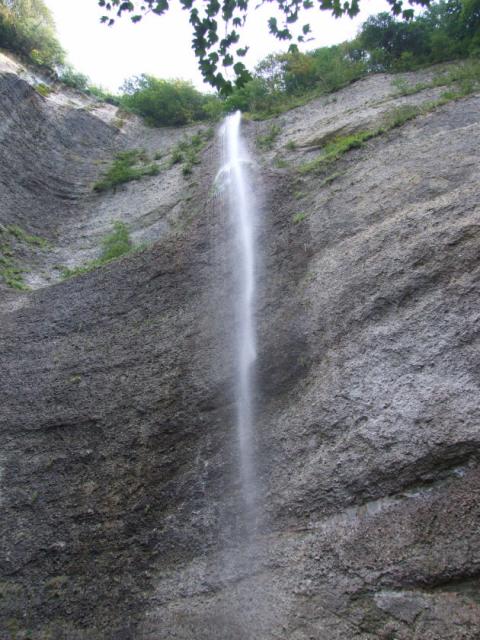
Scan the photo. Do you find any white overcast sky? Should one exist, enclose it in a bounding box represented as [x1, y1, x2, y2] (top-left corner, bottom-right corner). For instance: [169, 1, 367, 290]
[44, 0, 391, 92]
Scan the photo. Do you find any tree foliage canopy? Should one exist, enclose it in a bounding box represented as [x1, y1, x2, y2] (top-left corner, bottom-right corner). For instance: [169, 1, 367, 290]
[98, 0, 431, 92]
[120, 74, 220, 125]
[222, 0, 480, 115]
[0, 0, 64, 68]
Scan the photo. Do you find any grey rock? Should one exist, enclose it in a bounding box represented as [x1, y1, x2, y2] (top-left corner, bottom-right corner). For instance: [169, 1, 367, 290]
[0, 55, 479, 639]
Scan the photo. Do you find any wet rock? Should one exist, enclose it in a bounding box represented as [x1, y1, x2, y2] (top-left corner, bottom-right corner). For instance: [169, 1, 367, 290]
[1, 56, 479, 639]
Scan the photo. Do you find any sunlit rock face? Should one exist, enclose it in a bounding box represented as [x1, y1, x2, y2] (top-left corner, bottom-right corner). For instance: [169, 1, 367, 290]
[1, 54, 479, 639]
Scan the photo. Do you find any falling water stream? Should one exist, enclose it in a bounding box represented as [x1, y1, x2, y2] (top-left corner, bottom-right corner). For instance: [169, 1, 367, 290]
[218, 110, 258, 529]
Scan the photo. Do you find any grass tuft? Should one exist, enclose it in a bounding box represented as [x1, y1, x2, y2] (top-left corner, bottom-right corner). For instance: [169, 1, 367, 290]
[391, 60, 480, 97]
[61, 222, 134, 279]
[169, 128, 213, 177]
[385, 104, 421, 128]
[299, 130, 376, 173]
[0, 225, 48, 290]
[6, 225, 48, 248]
[93, 149, 160, 192]
[35, 83, 53, 97]
[292, 212, 307, 224]
[256, 123, 282, 150]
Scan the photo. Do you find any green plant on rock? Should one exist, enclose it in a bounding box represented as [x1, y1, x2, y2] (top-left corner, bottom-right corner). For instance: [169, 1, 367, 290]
[390, 59, 480, 99]
[100, 221, 132, 261]
[0, 224, 49, 290]
[61, 222, 135, 279]
[299, 71, 480, 176]
[169, 128, 213, 177]
[299, 130, 376, 173]
[35, 83, 52, 97]
[386, 104, 422, 128]
[274, 157, 289, 168]
[256, 123, 282, 150]
[318, 171, 343, 188]
[0, 253, 28, 290]
[93, 150, 160, 192]
[292, 212, 307, 223]
[112, 116, 125, 129]
[6, 225, 48, 248]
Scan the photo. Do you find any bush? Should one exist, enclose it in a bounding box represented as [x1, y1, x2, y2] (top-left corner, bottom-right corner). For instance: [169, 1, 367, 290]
[0, 223, 48, 290]
[353, 1, 480, 72]
[58, 66, 121, 104]
[61, 222, 134, 278]
[100, 221, 132, 261]
[119, 75, 220, 126]
[59, 65, 89, 91]
[223, 77, 282, 114]
[93, 150, 160, 192]
[169, 128, 213, 177]
[223, 42, 366, 117]
[0, 0, 65, 70]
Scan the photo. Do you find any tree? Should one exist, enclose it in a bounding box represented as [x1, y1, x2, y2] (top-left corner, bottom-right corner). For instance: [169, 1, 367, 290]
[0, 0, 64, 68]
[120, 74, 214, 125]
[356, 11, 430, 70]
[98, 0, 431, 93]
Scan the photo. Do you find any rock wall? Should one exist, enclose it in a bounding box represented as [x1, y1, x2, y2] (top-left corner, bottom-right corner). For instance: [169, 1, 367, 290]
[1, 55, 479, 639]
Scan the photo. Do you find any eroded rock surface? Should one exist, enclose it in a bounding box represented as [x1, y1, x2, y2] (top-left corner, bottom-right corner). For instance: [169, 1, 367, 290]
[0, 56, 479, 639]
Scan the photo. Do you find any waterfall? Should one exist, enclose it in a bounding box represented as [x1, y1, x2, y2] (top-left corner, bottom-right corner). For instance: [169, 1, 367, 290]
[219, 110, 258, 528]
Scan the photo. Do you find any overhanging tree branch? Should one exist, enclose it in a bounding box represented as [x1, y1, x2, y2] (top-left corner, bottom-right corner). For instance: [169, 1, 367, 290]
[98, 0, 431, 92]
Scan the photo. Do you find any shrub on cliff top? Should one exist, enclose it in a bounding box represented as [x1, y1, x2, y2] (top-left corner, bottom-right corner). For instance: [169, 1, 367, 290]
[119, 75, 220, 126]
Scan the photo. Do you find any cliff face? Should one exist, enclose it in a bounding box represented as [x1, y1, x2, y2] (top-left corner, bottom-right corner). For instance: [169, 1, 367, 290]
[1, 53, 479, 639]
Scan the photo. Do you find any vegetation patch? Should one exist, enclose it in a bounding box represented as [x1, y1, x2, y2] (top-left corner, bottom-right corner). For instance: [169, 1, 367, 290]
[299, 130, 377, 174]
[61, 222, 135, 279]
[58, 65, 120, 104]
[294, 189, 307, 199]
[2, 0, 479, 128]
[273, 157, 289, 168]
[112, 116, 125, 129]
[256, 123, 282, 150]
[319, 171, 343, 187]
[35, 83, 52, 97]
[6, 224, 48, 247]
[169, 128, 214, 177]
[93, 150, 160, 192]
[0, 254, 28, 290]
[119, 75, 221, 126]
[0, 0, 65, 72]
[299, 70, 480, 175]
[221, 0, 480, 119]
[0, 224, 48, 290]
[385, 104, 422, 128]
[392, 60, 480, 97]
[292, 212, 307, 223]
